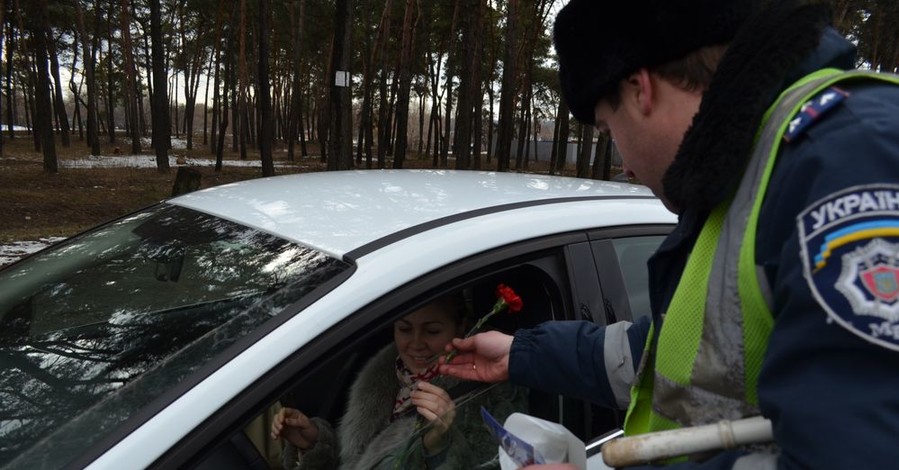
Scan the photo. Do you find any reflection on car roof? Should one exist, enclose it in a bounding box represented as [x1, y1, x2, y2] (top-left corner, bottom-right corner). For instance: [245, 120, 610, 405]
[170, 170, 656, 258]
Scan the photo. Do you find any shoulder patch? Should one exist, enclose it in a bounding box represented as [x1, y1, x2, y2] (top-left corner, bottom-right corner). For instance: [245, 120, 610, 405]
[783, 86, 850, 143]
[798, 184, 899, 351]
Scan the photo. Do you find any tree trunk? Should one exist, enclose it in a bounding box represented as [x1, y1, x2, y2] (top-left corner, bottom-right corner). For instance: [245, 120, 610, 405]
[150, 0, 170, 171]
[486, 82, 494, 163]
[184, 49, 203, 150]
[516, 72, 532, 169]
[12, 0, 34, 146]
[215, 25, 234, 171]
[68, 30, 84, 141]
[27, 0, 57, 172]
[549, 103, 560, 170]
[203, 59, 211, 145]
[5, 23, 16, 139]
[440, 0, 461, 167]
[0, 0, 5, 155]
[374, 0, 394, 168]
[238, 0, 249, 160]
[106, 0, 117, 143]
[576, 124, 593, 178]
[392, 0, 418, 169]
[211, 50, 221, 155]
[356, 38, 374, 167]
[453, 0, 483, 170]
[231, 71, 239, 152]
[552, 95, 570, 175]
[215, 54, 230, 171]
[258, 0, 275, 176]
[472, 0, 486, 170]
[71, 76, 84, 140]
[287, 0, 307, 162]
[119, 0, 141, 154]
[327, 0, 353, 170]
[495, 0, 520, 171]
[425, 51, 440, 164]
[591, 132, 613, 180]
[47, 32, 71, 147]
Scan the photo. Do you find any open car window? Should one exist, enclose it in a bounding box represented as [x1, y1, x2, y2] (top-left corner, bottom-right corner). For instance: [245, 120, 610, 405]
[0, 203, 351, 469]
[235, 264, 566, 470]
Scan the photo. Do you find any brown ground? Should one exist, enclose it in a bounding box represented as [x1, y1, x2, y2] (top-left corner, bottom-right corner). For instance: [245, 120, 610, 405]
[0, 133, 562, 243]
[0, 135, 306, 242]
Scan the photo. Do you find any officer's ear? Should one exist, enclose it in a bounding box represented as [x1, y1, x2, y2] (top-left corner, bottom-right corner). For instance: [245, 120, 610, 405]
[623, 69, 654, 116]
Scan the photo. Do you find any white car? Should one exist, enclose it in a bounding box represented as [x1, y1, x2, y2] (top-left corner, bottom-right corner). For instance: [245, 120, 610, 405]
[0, 170, 675, 469]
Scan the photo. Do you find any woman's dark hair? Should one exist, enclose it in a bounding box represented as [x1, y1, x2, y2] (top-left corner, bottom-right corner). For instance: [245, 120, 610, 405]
[427, 291, 471, 326]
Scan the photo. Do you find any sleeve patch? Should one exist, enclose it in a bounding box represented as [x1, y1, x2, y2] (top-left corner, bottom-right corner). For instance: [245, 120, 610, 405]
[797, 184, 899, 351]
[783, 86, 850, 143]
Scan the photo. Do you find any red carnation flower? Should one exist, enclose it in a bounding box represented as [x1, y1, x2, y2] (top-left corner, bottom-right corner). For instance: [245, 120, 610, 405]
[443, 283, 523, 364]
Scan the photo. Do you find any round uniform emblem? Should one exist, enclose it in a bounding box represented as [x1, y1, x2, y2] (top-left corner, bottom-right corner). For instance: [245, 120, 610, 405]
[835, 239, 899, 320]
[798, 184, 899, 351]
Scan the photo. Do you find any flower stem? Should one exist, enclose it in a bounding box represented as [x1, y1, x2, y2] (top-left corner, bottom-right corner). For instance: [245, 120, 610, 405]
[442, 300, 505, 364]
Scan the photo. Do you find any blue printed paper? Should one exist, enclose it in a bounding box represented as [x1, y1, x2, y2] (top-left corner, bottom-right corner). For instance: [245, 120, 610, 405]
[480, 407, 546, 467]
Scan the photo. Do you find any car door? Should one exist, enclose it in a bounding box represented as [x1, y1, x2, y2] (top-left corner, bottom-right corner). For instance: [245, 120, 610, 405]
[154, 232, 594, 469]
[153, 223, 673, 469]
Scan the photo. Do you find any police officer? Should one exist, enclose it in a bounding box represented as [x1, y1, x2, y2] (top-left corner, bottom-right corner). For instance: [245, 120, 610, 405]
[440, 0, 899, 468]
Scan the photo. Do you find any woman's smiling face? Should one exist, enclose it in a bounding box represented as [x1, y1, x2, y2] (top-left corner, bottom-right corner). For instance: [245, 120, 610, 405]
[394, 302, 462, 373]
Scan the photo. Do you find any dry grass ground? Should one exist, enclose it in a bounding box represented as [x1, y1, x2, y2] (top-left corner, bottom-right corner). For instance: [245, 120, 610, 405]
[0, 134, 315, 242]
[0, 132, 564, 243]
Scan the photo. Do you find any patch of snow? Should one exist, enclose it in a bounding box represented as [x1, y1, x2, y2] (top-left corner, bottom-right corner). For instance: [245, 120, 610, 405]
[60, 155, 290, 169]
[137, 137, 189, 149]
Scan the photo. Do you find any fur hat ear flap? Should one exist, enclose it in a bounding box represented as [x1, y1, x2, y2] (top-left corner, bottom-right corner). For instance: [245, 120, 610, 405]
[554, 0, 759, 124]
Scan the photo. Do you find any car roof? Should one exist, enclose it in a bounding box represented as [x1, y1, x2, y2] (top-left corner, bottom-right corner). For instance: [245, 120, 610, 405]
[169, 169, 665, 259]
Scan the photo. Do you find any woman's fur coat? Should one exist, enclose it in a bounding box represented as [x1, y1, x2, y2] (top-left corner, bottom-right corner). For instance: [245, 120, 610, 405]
[284, 344, 526, 469]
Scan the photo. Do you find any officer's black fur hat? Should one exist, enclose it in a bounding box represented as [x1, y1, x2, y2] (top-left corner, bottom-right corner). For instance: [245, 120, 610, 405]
[554, 0, 759, 124]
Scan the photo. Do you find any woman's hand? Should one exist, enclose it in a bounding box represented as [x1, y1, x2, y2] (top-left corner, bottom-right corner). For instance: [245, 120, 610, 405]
[411, 381, 456, 454]
[270, 407, 320, 451]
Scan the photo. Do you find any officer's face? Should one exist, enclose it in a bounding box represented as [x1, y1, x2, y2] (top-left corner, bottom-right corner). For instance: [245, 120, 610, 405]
[593, 71, 701, 213]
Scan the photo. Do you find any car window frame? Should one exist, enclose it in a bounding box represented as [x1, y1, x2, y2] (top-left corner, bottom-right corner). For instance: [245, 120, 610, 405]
[151, 231, 592, 469]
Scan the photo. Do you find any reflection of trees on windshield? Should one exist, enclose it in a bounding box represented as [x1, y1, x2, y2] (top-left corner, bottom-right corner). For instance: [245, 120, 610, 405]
[0, 205, 351, 468]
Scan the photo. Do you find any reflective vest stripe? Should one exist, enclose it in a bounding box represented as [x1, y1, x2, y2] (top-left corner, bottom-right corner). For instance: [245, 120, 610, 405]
[603, 321, 639, 409]
[624, 68, 899, 438]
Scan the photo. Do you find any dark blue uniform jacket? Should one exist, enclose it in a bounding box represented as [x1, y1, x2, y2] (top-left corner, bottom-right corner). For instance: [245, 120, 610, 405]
[509, 24, 899, 470]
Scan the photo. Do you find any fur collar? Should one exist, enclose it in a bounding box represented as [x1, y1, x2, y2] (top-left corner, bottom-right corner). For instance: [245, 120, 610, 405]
[337, 345, 460, 469]
[662, 1, 835, 214]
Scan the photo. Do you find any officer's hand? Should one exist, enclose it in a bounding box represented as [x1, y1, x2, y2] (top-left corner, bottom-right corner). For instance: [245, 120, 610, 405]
[438, 331, 512, 382]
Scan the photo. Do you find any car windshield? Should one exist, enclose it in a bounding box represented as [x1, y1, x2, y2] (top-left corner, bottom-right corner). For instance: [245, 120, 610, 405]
[0, 203, 350, 468]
